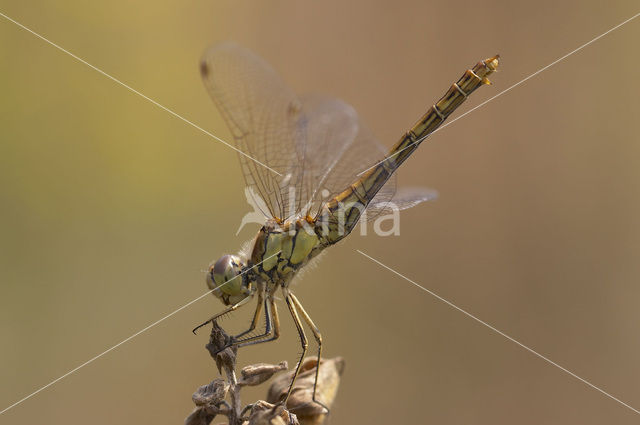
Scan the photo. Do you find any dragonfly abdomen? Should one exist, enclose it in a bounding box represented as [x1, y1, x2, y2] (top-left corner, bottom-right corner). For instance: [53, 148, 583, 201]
[315, 163, 393, 244]
[390, 55, 499, 166]
[316, 55, 500, 245]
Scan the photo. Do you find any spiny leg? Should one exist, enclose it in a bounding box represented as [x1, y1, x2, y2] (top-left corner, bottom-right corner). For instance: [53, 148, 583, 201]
[289, 292, 329, 413]
[235, 298, 270, 345]
[234, 288, 265, 339]
[211, 296, 281, 356]
[238, 296, 280, 348]
[192, 293, 254, 334]
[207, 298, 273, 356]
[282, 287, 309, 406]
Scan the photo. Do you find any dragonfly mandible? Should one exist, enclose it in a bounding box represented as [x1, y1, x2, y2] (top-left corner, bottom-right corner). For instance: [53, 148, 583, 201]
[195, 42, 499, 410]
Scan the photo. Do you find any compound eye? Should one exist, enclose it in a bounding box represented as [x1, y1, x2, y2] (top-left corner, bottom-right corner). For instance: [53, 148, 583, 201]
[211, 255, 243, 295]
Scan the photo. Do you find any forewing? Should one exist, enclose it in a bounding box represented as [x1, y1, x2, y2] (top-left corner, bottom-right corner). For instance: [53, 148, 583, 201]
[200, 42, 301, 219]
[201, 43, 400, 221]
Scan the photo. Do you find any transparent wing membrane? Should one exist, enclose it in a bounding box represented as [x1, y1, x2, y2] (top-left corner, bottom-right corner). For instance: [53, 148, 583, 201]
[201, 42, 299, 219]
[363, 187, 439, 223]
[293, 95, 398, 218]
[201, 42, 432, 221]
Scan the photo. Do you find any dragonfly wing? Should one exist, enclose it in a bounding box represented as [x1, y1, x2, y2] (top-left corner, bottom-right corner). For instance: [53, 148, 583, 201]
[287, 95, 359, 218]
[289, 95, 404, 218]
[201, 43, 397, 220]
[361, 186, 438, 223]
[291, 95, 400, 218]
[201, 42, 301, 219]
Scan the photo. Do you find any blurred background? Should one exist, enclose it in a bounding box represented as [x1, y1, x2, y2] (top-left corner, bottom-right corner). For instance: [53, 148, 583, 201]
[1, 1, 639, 424]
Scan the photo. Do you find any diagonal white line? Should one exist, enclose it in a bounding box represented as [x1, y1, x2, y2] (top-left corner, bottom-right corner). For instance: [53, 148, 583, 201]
[357, 11, 640, 177]
[356, 249, 640, 415]
[0, 252, 280, 415]
[0, 11, 282, 177]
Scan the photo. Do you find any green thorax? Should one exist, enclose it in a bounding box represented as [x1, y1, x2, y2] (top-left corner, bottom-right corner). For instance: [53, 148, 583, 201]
[251, 218, 324, 285]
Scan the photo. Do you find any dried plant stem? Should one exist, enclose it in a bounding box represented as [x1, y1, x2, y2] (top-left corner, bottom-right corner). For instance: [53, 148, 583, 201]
[185, 321, 344, 425]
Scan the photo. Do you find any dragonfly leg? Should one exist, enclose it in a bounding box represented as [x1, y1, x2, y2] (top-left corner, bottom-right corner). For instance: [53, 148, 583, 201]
[235, 298, 270, 344]
[288, 292, 329, 413]
[282, 288, 309, 406]
[238, 296, 280, 347]
[234, 288, 265, 339]
[207, 297, 277, 357]
[192, 293, 254, 334]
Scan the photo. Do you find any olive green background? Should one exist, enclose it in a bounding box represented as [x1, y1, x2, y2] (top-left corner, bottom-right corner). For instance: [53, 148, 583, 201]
[1, 1, 639, 424]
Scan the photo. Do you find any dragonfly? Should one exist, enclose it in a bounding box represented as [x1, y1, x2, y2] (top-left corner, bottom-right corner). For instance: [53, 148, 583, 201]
[195, 42, 499, 410]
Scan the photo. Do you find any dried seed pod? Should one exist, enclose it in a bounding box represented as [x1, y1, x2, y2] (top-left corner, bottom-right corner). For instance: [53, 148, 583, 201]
[184, 406, 217, 425]
[205, 321, 238, 374]
[192, 379, 229, 406]
[238, 361, 288, 387]
[246, 400, 299, 425]
[267, 357, 345, 425]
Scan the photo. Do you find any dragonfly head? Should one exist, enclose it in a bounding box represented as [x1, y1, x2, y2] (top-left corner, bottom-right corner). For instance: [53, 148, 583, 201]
[206, 254, 254, 305]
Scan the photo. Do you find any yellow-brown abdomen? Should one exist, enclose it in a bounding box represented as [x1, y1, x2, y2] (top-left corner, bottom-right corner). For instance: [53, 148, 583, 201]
[316, 55, 500, 245]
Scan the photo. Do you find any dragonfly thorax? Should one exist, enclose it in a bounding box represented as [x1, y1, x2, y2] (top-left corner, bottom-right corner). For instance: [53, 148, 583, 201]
[249, 218, 324, 286]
